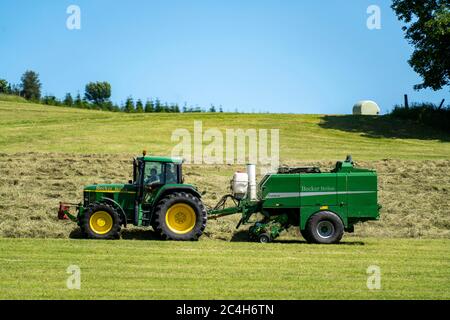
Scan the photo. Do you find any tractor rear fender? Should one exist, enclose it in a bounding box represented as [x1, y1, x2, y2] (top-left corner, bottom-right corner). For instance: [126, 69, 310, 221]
[100, 197, 128, 227]
[150, 185, 202, 215]
[299, 207, 347, 231]
[152, 185, 201, 205]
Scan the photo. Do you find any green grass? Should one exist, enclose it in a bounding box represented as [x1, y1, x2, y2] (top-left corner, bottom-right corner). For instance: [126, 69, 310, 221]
[1, 100, 449, 160]
[0, 238, 448, 299]
[0, 94, 29, 104]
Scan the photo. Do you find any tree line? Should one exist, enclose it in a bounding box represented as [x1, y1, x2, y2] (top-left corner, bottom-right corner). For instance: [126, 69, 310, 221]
[0, 71, 224, 113]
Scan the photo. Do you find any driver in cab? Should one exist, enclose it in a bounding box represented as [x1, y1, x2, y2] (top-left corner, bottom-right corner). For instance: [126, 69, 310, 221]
[145, 168, 160, 185]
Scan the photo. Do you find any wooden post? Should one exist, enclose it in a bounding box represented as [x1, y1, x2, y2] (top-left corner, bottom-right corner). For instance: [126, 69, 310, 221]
[404, 94, 409, 109]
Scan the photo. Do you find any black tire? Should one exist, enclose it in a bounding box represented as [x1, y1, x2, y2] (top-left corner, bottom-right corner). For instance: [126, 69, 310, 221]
[81, 202, 121, 240]
[306, 211, 344, 244]
[300, 228, 314, 243]
[258, 233, 271, 244]
[151, 221, 161, 235]
[153, 192, 207, 241]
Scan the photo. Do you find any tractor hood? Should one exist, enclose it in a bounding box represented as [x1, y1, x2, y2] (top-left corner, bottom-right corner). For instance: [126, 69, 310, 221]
[83, 184, 137, 194]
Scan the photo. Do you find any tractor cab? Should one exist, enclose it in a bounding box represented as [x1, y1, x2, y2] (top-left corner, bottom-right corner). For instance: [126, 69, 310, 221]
[132, 155, 187, 207]
[58, 152, 207, 241]
[133, 156, 183, 190]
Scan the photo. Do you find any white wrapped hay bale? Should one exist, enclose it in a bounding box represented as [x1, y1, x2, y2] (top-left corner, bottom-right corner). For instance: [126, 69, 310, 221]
[353, 100, 380, 115]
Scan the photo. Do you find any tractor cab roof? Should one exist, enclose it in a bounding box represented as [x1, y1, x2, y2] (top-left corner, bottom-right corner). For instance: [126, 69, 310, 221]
[136, 156, 183, 164]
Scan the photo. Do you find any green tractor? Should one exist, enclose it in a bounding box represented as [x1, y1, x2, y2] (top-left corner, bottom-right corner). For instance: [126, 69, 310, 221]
[58, 152, 207, 240]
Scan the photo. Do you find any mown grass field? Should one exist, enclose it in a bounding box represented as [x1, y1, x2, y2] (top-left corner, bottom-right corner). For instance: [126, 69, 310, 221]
[0, 238, 448, 300]
[0, 98, 449, 300]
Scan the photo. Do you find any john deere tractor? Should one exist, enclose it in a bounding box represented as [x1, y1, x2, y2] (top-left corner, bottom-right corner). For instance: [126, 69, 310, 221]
[58, 152, 207, 240]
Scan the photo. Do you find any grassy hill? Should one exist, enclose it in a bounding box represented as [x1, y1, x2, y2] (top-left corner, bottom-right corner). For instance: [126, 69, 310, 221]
[0, 99, 449, 300]
[1, 100, 449, 160]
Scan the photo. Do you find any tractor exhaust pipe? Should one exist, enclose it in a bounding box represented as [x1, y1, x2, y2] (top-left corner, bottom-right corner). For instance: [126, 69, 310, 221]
[247, 164, 257, 201]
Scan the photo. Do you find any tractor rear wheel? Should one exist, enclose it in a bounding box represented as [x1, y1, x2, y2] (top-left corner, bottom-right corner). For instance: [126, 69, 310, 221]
[153, 192, 207, 240]
[306, 211, 344, 244]
[81, 203, 121, 240]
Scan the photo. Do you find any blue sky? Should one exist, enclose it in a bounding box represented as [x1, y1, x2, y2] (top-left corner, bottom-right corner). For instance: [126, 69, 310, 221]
[0, 0, 448, 114]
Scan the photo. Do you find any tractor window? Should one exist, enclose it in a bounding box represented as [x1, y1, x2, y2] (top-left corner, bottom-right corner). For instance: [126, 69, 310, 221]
[143, 162, 164, 185]
[165, 163, 178, 184]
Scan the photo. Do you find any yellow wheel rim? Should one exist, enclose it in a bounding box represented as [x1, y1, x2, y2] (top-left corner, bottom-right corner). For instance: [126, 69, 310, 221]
[89, 211, 113, 235]
[165, 203, 196, 234]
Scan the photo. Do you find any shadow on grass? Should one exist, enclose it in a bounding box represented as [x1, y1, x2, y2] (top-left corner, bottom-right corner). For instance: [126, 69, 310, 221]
[69, 227, 365, 245]
[68, 228, 84, 239]
[121, 228, 162, 240]
[319, 115, 450, 142]
[69, 227, 162, 240]
[274, 239, 365, 245]
[230, 230, 365, 245]
[230, 230, 251, 242]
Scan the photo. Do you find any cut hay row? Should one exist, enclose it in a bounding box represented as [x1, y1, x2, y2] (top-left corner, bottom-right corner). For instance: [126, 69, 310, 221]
[0, 153, 448, 239]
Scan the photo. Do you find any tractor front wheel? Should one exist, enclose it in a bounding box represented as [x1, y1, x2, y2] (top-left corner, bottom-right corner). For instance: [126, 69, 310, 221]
[153, 192, 207, 241]
[81, 203, 121, 240]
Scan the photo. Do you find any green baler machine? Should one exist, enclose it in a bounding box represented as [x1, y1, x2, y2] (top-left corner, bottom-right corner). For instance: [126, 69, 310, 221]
[209, 155, 380, 244]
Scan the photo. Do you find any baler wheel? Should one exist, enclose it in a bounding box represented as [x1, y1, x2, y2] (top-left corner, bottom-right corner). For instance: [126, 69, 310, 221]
[258, 233, 272, 244]
[300, 229, 314, 243]
[153, 192, 207, 241]
[306, 211, 344, 244]
[81, 203, 121, 239]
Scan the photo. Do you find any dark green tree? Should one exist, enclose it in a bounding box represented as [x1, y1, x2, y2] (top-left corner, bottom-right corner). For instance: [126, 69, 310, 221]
[63, 93, 73, 106]
[136, 99, 144, 113]
[392, 0, 450, 90]
[124, 97, 135, 113]
[41, 95, 61, 106]
[209, 105, 216, 112]
[74, 93, 83, 108]
[144, 99, 154, 112]
[10, 84, 20, 96]
[0, 79, 9, 94]
[84, 81, 112, 105]
[20, 70, 41, 100]
[154, 98, 162, 112]
[111, 103, 121, 112]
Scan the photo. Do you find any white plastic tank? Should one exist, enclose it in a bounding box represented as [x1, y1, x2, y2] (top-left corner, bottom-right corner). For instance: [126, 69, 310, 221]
[230, 172, 248, 200]
[247, 164, 257, 201]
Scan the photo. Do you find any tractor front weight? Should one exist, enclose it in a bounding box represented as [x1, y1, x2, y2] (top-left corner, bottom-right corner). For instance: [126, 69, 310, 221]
[58, 202, 81, 222]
